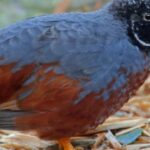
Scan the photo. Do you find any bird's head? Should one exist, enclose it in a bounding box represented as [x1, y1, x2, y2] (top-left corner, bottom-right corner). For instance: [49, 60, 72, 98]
[110, 0, 150, 53]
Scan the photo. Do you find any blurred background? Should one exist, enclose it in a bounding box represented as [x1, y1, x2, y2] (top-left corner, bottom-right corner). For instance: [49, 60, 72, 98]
[0, 0, 110, 28]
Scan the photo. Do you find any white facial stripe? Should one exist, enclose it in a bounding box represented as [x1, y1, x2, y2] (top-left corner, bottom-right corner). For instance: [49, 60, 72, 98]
[134, 32, 150, 46]
[131, 21, 150, 47]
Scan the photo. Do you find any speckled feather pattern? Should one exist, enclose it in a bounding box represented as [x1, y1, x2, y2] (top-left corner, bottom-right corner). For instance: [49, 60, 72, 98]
[0, 0, 149, 139]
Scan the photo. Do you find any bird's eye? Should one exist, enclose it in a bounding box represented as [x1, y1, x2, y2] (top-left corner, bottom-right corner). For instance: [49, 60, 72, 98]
[143, 13, 150, 21]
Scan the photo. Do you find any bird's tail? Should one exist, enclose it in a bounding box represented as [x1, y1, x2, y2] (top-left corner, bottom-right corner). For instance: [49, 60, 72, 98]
[0, 110, 25, 130]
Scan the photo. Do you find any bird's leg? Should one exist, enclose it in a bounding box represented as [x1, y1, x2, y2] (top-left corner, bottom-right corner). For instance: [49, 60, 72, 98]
[58, 138, 74, 150]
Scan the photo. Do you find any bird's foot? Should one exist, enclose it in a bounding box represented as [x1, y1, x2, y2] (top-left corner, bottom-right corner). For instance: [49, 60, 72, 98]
[59, 138, 74, 150]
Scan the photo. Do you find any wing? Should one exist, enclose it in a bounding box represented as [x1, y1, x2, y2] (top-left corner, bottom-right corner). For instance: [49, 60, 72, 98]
[0, 15, 107, 132]
[0, 13, 112, 106]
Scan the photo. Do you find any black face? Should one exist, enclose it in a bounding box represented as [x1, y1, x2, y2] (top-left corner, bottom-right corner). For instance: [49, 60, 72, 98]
[110, 0, 150, 52]
[129, 6, 150, 50]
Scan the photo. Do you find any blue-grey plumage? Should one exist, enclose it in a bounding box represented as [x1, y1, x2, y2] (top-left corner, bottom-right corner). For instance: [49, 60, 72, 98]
[0, 0, 150, 140]
[0, 4, 146, 90]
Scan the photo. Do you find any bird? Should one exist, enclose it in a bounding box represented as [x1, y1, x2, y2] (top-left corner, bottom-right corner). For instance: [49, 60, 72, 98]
[0, 0, 150, 149]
